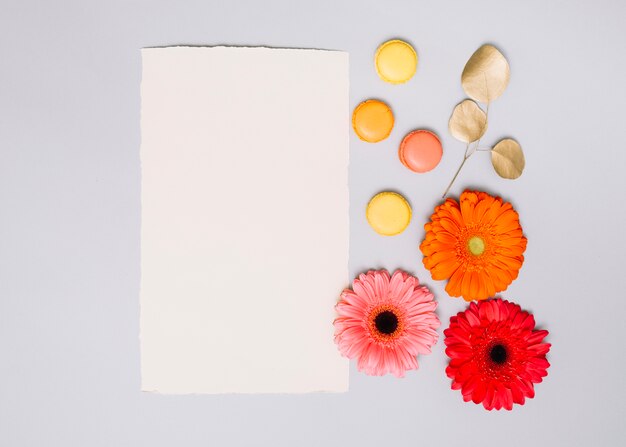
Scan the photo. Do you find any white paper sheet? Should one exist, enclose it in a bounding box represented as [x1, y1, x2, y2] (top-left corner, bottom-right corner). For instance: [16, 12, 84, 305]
[140, 47, 349, 393]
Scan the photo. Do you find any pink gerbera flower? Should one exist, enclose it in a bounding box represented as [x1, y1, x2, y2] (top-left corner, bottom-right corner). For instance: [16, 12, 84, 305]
[333, 270, 440, 377]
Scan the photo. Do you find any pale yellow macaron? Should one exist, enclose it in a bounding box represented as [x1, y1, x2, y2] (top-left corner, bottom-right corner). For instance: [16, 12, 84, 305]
[366, 192, 412, 236]
[375, 39, 418, 84]
[352, 99, 394, 143]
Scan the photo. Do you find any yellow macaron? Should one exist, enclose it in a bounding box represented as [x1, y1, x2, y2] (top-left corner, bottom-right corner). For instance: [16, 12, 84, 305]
[366, 192, 412, 236]
[375, 39, 418, 84]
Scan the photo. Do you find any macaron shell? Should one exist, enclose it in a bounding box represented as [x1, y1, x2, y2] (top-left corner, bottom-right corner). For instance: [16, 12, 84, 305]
[399, 130, 443, 173]
[352, 100, 394, 143]
[366, 192, 412, 236]
[375, 40, 418, 84]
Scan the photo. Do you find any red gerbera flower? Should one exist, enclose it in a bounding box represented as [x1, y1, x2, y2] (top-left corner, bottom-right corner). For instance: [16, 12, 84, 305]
[444, 298, 551, 410]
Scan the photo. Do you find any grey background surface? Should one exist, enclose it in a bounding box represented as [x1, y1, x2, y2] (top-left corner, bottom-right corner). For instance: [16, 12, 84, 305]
[1, 0, 625, 445]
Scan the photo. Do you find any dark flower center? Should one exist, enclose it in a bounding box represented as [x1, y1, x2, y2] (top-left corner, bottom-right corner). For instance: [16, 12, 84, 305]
[489, 344, 508, 364]
[374, 310, 398, 335]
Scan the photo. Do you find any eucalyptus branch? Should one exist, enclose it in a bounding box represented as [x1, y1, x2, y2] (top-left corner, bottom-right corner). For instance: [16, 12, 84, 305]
[441, 103, 490, 198]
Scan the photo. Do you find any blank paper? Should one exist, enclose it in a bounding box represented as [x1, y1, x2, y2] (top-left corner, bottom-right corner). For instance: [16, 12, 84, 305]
[140, 47, 349, 393]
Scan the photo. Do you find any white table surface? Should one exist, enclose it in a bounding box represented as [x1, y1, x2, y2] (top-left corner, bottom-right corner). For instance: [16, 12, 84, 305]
[1, 0, 625, 445]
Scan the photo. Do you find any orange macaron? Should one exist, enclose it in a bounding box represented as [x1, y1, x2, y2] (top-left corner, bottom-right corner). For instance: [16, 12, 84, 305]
[352, 99, 394, 143]
[398, 130, 443, 173]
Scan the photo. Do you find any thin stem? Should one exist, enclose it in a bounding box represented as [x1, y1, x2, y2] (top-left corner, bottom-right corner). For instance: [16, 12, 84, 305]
[442, 144, 470, 199]
[441, 102, 491, 199]
[464, 142, 474, 158]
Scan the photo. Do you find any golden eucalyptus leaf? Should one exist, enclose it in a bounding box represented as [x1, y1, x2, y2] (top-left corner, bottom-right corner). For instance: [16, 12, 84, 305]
[462, 44, 510, 103]
[448, 99, 487, 143]
[491, 139, 525, 179]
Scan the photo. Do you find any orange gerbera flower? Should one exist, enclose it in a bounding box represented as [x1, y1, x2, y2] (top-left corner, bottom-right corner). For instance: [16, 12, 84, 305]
[420, 190, 527, 301]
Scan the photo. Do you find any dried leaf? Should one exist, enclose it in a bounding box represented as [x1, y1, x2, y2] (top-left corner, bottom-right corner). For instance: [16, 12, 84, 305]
[491, 139, 525, 179]
[448, 99, 487, 143]
[462, 45, 510, 103]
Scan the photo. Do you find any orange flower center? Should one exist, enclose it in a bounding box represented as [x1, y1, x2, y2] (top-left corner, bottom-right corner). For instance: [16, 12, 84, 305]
[468, 236, 486, 256]
[367, 305, 404, 343]
[454, 225, 496, 272]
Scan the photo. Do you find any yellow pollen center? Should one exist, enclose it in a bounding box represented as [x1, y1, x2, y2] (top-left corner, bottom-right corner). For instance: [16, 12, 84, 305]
[468, 236, 485, 256]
